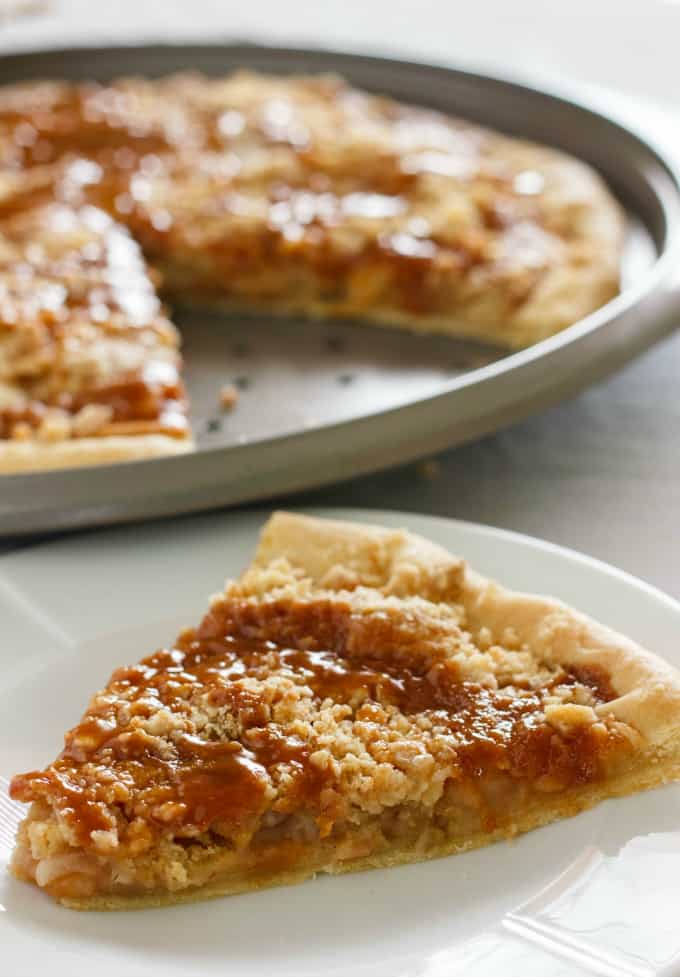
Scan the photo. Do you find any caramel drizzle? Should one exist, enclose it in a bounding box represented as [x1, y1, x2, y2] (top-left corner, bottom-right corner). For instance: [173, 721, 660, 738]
[10, 600, 625, 850]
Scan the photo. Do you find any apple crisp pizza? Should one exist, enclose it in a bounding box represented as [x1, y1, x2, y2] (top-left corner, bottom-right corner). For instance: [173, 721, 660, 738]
[9, 512, 680, 910]
[0, 71, 624, 471]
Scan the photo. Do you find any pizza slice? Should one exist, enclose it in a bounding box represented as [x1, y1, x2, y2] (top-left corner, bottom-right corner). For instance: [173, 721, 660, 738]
[10, 512, 680, 909]
[0, 196, 192, 472]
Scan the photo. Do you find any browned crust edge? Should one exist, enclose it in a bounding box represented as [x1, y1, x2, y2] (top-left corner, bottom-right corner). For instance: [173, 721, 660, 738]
[0, 434, 193, 473]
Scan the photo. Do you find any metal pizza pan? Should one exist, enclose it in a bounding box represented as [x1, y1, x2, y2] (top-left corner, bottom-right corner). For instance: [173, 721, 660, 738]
[0, 42, 678, 535]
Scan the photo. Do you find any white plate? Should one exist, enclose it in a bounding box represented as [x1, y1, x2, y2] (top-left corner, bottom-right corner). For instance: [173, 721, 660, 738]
[1, 508, 679, 977]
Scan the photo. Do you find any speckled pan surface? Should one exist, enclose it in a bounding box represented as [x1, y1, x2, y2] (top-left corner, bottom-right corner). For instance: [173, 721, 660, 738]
[1, 42, 679, 536]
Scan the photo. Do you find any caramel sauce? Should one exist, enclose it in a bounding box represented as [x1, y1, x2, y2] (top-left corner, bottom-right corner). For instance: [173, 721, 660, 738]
[567, 663, 618, 703]
[174, 736, 269, 827]
[0, 402, 45, 439]
[0, 71, 551, 369]
[10, 598, 625, 849]
[0, 368, 189, 439]
[66, 369, 187, 426]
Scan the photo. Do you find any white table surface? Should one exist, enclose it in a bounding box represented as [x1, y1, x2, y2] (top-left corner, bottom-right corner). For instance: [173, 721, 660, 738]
[0, 0, 678, 598]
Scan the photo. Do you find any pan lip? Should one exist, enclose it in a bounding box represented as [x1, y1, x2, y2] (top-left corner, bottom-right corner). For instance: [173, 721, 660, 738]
[0, 39, 679, 516]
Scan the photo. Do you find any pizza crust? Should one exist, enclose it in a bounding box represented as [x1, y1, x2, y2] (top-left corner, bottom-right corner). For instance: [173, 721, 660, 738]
[0, 434, 193, 474]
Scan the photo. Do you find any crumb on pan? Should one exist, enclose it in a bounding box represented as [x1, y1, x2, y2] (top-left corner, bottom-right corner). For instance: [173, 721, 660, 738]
[219, 384, 239, 410]
[418, 459, 441, 480]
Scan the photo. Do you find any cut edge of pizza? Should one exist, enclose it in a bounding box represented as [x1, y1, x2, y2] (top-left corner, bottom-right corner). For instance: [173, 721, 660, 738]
[9, 511, 680, 910]
[133, 73, 625, 353]
[0, 431, 193, 475]
[0, 200, 194, 474]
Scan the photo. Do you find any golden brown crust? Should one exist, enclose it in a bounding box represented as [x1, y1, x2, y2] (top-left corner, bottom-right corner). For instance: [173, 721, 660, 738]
[254, 509, 465, 599]
[460, 571, 680, 742]
[0, 433, 193, 473]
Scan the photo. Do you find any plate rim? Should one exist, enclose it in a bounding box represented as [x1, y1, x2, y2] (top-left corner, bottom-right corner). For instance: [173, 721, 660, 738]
[3, 503, 679, 621]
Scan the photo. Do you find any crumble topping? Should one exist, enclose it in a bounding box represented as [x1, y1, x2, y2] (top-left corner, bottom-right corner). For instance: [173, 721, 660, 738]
[10, 579, 634, 868]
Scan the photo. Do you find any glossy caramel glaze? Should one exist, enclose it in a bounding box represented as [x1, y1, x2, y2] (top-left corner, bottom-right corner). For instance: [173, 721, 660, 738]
[10, 594, 629, 857]
[0, 71, 545, 303]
